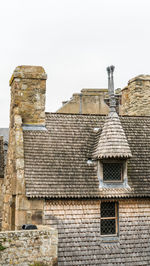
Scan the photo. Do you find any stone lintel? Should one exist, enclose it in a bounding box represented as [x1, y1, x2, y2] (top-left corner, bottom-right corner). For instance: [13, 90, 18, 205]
[9, 65, 47, 86]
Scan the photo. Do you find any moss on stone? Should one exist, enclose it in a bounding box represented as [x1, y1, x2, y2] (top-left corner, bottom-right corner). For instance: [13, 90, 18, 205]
[0, 242, 6, 251]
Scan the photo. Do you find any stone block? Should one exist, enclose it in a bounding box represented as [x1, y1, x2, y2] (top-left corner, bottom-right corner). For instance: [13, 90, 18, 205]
[16, 178, 25, 194]
[15, 145, 24, 158]
[30, 199, 44, 210]
[16, 195, 30, 210]
[16, 158, 24, 170]
[3, 194, 11, 203]
[16, 169, 24, 179]
[50, 245, 57, 257]
[15, 210, 27, 228]
[14, 114, 22, 126]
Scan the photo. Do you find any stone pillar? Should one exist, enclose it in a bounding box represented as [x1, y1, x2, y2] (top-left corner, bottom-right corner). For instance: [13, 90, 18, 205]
[2, 66, 47, 231]
[120, 75, 150, 116]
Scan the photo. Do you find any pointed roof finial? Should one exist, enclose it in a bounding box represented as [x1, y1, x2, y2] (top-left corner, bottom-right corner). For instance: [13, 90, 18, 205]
[107, 65, 116, 112]
[106, 66, 111, 93]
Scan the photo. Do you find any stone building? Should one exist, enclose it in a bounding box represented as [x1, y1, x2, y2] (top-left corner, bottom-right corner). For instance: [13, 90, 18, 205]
[0, 129, 8, 229]
[0, 136, 4, 229]
[2, 65, 150, 265]
[57, 88, 121, 115]
[120, 75, 150, 115]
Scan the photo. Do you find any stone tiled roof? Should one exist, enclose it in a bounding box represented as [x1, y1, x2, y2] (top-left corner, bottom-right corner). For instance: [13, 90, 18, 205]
[24, 113, 150, 198]
[93, 111, 132, 159]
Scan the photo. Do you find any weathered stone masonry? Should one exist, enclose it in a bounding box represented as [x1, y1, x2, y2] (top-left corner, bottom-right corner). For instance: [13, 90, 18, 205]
[120, 75, 150, 116]
[2, 66, 150, 265]
[58, 75, 150, 117]
[0, 228, 58, 266]
[2, 66, 47, 231]
[0, 137, 4, 229]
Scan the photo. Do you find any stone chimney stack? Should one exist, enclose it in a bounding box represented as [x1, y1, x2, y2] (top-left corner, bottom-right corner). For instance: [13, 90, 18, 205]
[2, 66, 47, 231]
[9, 65, 47, 127]
[120, 75, 150, 116]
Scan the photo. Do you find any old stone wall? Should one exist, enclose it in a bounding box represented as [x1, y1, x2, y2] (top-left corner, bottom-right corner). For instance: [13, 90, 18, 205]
[2, 66, 47, 231]
[58, 76, 150, 117]
[44, 199, 150, 265]
[120, 75, 150, 116]
[0, 137, 4, 230]
[0, 228, 58, 266]
[9, 66, 47, 125]
[57, 89, 110, 114]
[0, 179, 3, 230]
[0, 137, 4, 178]
[57, 88, 121, 115]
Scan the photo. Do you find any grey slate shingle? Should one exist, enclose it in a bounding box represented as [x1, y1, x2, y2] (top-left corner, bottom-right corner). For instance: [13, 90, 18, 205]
[93, 111, 132, 159]
[23, 113, 150, 198]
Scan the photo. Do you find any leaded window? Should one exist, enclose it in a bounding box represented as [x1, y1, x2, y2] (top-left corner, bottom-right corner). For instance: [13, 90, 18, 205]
[103, 163, 122, 181]
[100, 201, 118, 235]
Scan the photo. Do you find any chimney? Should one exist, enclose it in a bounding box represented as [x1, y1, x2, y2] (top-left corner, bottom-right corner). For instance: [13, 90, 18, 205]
[120, 75, 150, 116]
[9, 65, 47, 128]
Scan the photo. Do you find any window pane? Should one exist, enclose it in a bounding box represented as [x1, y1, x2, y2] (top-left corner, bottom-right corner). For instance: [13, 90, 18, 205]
[101, 201, 115, 217]
[101, 219, 116, 235]
[103, 163, 122, 181]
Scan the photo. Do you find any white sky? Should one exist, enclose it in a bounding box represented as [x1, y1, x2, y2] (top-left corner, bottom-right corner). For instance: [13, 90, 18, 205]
[0, 0, 150, 127]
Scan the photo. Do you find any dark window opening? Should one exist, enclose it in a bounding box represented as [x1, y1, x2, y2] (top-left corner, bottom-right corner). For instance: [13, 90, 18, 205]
[103, 163, 122, 181]
[100, 201, 118, 236]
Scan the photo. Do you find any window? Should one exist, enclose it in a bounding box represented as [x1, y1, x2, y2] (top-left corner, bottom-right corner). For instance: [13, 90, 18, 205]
[100, 201, 118, 236]
[103, 162, 122, 182]
[98, 160, 130, 192]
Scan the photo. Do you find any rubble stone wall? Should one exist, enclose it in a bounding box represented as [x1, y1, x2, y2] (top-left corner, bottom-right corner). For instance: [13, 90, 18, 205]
[0, 228, 58, 266]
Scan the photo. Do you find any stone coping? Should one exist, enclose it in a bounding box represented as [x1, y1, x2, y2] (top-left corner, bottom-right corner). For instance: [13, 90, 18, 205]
[9, 65, 47, 85]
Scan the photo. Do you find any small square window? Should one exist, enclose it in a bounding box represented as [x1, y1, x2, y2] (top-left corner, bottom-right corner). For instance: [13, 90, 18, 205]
[103, 163, 122, 182]
[100, 201, 118, 236]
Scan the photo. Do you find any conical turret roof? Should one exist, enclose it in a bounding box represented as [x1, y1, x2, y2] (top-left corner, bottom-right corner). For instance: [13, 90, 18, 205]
[93, 111, 132, 159]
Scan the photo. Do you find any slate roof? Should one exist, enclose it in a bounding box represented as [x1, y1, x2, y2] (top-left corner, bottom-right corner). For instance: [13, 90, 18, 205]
[0, 128, 9, 143]
[24, 113, 150, 199]
[0, 128, 9, 166]
[93, 111, 132, 159]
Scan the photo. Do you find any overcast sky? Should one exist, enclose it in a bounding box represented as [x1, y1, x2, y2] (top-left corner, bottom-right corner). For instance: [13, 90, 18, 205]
[0, 0, 150, 127]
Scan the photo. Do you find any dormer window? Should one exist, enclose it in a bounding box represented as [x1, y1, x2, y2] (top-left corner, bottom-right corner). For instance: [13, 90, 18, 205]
[103, 161, 123, 182]
[97, 159, 130, 189]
